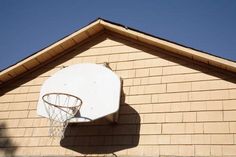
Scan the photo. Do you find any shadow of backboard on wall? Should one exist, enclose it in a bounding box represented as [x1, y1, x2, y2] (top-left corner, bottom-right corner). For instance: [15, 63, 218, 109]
[60, 102, 140, 155]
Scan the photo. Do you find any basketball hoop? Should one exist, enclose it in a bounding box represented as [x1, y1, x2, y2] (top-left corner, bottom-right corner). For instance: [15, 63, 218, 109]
[42, 93, 82, 139]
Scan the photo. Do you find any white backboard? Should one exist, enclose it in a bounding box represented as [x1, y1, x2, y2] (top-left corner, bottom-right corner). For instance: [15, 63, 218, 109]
[37, 63, 121, 123]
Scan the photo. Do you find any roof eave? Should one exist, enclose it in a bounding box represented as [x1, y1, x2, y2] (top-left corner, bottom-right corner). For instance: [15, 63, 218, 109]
[1, 18, 235, 86]
[0, 19, 104, 85]
[100, 19, 236, 73]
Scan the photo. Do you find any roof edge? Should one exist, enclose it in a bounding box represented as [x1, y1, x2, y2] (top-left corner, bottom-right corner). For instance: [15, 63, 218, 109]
[0, 18, 104, 85]
[0, 18, 236, 86]
[99, 19, 236, 73]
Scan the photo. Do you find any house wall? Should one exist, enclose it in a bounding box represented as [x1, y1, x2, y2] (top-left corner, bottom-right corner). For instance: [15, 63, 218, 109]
[0, 32, 236, 157]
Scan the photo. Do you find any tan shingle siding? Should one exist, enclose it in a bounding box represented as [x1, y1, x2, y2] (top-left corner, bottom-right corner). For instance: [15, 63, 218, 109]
[0, 34, 236, 156]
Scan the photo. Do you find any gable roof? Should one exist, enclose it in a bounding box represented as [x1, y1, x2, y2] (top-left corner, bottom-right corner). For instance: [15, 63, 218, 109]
[0, 18, 236, 86]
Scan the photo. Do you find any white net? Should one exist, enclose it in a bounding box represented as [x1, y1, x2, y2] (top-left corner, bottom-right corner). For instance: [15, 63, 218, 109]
[42, 93, 82, 139]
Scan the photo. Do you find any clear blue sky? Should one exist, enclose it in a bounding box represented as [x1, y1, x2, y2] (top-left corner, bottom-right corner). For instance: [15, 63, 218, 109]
[1, 0, 236, 71]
